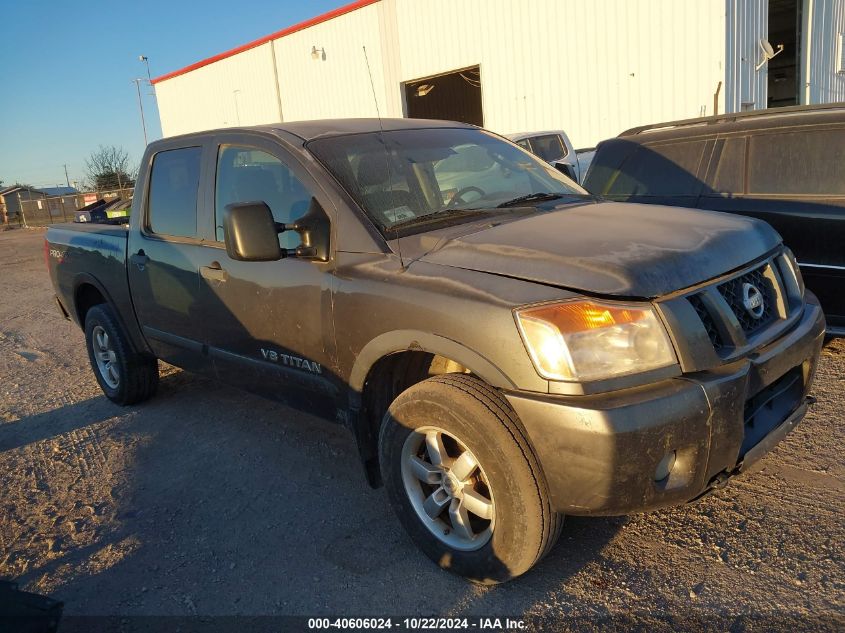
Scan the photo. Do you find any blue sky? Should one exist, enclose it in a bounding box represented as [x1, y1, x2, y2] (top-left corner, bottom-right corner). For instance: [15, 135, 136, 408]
[0, 0, 342, 190]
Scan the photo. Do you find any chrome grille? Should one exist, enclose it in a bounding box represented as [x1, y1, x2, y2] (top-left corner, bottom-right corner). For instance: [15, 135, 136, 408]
[685, 259, 789, 355]
[688, 294, 724, 350]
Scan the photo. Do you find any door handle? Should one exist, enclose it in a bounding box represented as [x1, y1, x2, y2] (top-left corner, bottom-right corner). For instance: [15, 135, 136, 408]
[130, 250, 149, 270]
[200, 262, 228, 282]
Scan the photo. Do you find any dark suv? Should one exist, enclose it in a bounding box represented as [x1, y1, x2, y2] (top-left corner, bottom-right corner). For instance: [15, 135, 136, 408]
[584, 104, 845, 334]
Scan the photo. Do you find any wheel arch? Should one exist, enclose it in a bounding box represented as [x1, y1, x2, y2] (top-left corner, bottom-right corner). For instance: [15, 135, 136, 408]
[72, 272, 151, 355]
[347, 331, 519, 488]
[350, 330, 516, 394]
[73, 274, 109, 327]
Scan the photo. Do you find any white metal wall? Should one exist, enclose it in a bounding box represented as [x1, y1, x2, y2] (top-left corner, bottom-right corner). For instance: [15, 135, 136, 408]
[724, 0, 769, 112]
[155, 42, 282, 137]
[392, 0, 727, 147]
[155, 0, 729, 147]
[273, 2, 394, 122]
[803, 0, 845, 103]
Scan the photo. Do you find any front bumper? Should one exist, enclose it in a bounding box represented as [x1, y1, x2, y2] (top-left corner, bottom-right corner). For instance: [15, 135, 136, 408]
[505, 295, 826, 516]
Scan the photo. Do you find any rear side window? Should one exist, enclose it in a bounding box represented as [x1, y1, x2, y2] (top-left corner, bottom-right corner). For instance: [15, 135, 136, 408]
[528, 134, 567, 161]
[710, 137, 746, 194]
[147, 147, 202, 238]
[748, 129, 845, 194]
[604, 140, 707, 196]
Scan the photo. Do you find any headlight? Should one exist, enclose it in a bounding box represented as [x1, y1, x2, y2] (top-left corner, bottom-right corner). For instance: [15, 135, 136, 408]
[515, 299, 677, 382]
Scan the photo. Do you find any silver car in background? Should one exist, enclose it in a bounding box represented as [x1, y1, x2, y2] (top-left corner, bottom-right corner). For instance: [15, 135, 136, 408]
[507, 130, 595, 184]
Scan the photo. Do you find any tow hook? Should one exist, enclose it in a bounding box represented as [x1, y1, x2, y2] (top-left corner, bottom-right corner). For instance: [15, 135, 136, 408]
[709, 471, 731, 490]
[687, 470, 732, 504]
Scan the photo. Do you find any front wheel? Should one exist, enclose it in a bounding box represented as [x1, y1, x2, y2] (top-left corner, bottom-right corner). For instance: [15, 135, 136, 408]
[84, 304, 158, 405]
[379, 374, 561, 584]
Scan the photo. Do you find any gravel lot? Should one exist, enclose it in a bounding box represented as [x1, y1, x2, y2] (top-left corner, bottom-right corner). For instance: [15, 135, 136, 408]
[0, 228, 843, 630]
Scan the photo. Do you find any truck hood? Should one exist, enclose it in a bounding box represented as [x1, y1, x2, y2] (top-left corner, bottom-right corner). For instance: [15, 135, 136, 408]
[416, 201, 781, 298]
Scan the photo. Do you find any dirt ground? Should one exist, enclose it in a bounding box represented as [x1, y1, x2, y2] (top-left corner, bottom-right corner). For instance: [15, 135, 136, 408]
[0, 228, 843, 630]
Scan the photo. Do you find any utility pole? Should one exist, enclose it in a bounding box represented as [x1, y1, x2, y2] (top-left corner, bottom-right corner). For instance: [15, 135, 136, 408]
[139, 55, 156, 98]
[63, 164, 70, 188]
[132, 78, 148, 146]
[139, 55, 152, 83]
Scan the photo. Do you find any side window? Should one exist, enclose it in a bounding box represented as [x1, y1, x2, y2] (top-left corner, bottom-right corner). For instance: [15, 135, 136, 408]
[515, 138, 532, 152]
[709, 137, 746, 194]
[147, 147, 202, 238]
[215, 146, 313, 249]
[528, 134, 568, 162]
[608, 140, 707, 196]
[748, 129, 845, 194]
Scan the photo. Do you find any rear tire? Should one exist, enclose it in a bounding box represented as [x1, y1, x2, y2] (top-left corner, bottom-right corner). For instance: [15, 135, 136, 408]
[84, 304, 158, 405]
[379, 374, 561, 584]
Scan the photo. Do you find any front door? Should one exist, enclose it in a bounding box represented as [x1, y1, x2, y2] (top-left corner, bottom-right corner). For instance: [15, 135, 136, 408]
[197, 135, 340, 419]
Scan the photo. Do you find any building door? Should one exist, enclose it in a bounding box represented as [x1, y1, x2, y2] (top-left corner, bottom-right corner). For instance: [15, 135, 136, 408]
[768, 0, 801, 107]
[404, 66, 483, 126]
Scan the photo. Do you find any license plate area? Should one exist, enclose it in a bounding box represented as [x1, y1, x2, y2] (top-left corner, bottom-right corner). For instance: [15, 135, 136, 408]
[741, 366, 804, 457]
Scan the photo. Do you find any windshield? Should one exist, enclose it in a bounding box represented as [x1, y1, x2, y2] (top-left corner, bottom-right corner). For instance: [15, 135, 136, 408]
[307, 127, 588, 233]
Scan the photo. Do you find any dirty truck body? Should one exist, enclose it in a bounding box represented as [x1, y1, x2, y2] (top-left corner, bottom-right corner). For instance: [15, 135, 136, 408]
[46, 119, 824, 583]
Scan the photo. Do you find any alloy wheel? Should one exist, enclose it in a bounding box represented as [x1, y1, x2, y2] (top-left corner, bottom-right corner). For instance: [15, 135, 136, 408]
[400, 426, 495, 551]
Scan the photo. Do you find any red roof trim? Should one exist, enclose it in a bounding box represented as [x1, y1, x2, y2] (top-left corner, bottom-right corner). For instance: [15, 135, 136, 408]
[151, 0, 381, 85]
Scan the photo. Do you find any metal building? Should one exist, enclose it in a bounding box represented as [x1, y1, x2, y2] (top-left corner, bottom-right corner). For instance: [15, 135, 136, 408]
[152, 0, 845, 147]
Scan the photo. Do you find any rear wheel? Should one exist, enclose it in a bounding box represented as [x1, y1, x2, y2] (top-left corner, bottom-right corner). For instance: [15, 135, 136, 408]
[84, 304, 158, 405]
[379, 374, 561, 583]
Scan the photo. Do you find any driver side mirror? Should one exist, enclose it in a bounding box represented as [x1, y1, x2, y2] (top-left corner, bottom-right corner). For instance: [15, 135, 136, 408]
[223, 201, 282, 262]
[223, 198, 331, 263]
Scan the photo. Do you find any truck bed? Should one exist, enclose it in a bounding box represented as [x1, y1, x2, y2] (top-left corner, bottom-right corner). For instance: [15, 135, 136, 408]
[46, 222, 134, 335]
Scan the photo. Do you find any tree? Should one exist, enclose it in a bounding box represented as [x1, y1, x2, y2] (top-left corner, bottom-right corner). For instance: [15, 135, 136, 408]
[84, 145, 136, 191]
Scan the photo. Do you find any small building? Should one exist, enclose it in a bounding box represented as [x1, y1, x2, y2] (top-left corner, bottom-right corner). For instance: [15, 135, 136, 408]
[0, 186, 46, 222]
[151, 0, 845, 148]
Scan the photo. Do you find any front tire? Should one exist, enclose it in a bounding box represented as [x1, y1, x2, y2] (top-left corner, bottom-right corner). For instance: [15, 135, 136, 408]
[84, 304, 158, 405]
[379, 374, 561, 584]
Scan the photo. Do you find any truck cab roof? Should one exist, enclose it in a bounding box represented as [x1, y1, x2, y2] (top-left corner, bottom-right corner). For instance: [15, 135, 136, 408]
[153, 118, 478, 147]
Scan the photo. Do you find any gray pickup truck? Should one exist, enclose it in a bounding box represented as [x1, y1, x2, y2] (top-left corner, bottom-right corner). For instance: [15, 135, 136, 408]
[46, 119, 824, 583]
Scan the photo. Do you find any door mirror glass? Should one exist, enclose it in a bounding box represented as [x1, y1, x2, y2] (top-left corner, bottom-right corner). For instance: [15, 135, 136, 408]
[222, 202, 282, 262]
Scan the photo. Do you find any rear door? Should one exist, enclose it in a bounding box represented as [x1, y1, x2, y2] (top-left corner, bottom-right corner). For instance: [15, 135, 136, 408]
[195, 132, 340, 418]
[127, 138, 215, 371]
[698, 126, 845, 327]
[595, 138, 713, 208]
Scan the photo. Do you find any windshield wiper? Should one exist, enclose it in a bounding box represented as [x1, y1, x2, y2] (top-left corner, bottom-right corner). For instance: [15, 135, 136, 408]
[388, 207, 492, 230]
[496, 192, 565, 208]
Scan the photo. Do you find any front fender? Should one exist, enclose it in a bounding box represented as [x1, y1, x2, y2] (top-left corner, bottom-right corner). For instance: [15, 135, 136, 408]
[349, 330, 517, 393]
